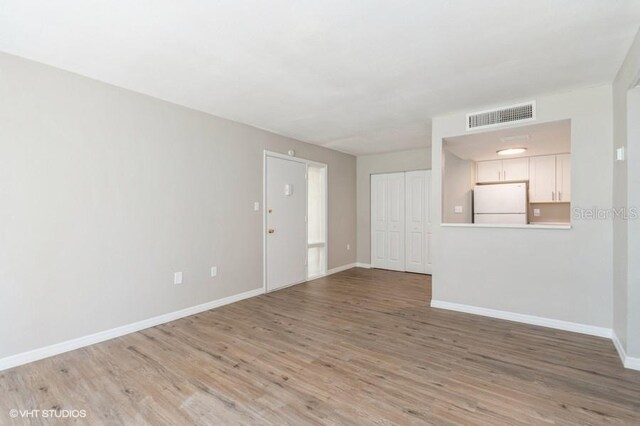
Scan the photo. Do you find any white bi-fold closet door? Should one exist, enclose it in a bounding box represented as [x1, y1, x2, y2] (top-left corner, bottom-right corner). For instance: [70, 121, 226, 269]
[371, 172, 405, 271]
[371, 170, 431, 274]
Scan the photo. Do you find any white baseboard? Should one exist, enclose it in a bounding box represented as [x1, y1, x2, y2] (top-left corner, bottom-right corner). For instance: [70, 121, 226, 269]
[430, 299, 612, 338]
[431, 300, 640, 371]
[626, 356, 640, 370]
[7, 287, 635, 373]
[612, 331, 640, 371]
[327, 263, 356, 275]
[325, 262, 372, 276]
[0, 287, 264, 372]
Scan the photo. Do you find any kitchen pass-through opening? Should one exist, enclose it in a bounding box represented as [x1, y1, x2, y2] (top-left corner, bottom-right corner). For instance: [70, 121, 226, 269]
[441, 119, 572, 228]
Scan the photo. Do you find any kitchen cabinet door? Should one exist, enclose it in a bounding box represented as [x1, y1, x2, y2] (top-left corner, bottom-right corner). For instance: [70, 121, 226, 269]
[502, 157, 529, 181]
[476, 160, 502, 183]
[556, 154, 571, 202]
[529, 155, 556, 202]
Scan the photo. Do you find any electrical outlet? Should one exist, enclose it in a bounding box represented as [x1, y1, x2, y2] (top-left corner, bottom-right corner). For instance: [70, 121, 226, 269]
[211, 266, 217, 277]
[454, 206, 463, 214]
[174, 272, 183, 285]
[533, 208, 541, 217]
[253, 202, 260, 211]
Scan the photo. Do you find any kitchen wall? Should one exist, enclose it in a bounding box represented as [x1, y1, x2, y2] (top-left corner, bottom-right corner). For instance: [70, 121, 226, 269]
[0, 52, 357, 361]
[442, 149, 474, 223]
[432, 85, 613, 328]
[356, 148, 431, 265]
[528, 203, 571, 224]
[612, 28, 640, 358]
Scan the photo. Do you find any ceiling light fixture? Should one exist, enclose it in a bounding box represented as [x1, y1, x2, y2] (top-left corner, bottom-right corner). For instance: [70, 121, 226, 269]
[497, 147, 527, 156]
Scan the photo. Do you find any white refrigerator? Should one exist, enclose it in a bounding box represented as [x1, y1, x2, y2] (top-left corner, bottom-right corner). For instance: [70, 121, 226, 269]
[473, 182, 528, 224]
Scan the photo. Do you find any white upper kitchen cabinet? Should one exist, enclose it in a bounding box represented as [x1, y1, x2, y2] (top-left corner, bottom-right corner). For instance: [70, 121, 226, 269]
[529, 155, 557, 202]
[556, 154, 571, 202]
[528, 154, 573, 203]
[477, 158, 529, 183]
[502, 157, 529, 182]
[477, 154, 569, 202]
[476, 160, 503, 183]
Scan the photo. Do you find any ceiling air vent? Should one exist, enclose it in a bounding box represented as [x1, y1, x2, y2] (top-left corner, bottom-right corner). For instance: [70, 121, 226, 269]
[466, 101, 536, 131]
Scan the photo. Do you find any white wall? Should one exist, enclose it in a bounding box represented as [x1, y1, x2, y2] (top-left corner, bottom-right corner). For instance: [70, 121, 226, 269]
[356, 148, 431, 264]
[0, 52, 357, 360]
[612, 28, 640, 357]
[442, 149, 473, 223]
[627, 88, 640, 356]
[432, 86, 613, 328]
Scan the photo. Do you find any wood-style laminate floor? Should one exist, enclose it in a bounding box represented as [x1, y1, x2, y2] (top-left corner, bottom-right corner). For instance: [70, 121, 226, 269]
[2, 268, 640, 425]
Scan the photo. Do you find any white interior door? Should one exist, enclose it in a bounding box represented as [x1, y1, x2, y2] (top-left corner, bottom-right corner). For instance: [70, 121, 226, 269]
[386, 173, 405, 271]
[424, 170, 433, 274]
[371, 174, 388, 269]
[265, 156, 307, 291]
[405, 170, 428, 274]
[371, 172, 405, 272]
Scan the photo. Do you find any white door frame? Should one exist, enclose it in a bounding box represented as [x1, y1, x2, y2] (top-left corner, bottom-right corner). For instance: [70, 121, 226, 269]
[263, 150, 328, 293]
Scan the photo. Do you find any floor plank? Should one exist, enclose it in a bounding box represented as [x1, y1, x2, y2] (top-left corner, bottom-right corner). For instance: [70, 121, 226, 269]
[1, 268, 639, 425]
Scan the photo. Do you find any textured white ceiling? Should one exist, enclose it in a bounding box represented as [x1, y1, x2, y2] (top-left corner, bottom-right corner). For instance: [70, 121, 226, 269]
[1, 1, 639, 155]
[444, 120, 571, 161]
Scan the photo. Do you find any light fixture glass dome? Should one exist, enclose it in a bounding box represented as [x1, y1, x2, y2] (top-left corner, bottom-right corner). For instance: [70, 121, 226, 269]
[497, 147, 527, 156]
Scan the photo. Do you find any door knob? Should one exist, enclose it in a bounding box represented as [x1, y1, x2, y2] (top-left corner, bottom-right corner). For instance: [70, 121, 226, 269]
[268, 229, 275, 234]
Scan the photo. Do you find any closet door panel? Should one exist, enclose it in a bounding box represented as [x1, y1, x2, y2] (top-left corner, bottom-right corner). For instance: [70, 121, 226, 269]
[405, 171, 426, 273]
[370, 174, 388, 269]
[386, 173, 405, 271]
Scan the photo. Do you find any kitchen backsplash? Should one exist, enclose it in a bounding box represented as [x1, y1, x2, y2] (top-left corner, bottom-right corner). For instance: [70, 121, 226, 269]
[528, 202, 571, 224]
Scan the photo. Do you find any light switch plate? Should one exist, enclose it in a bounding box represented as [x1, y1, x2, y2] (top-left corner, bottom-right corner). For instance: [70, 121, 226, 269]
[254, 202, 260, 211]
[174, 272, 183, 285]
[211, 266, 217, 277]
[616, 147, 626, 162]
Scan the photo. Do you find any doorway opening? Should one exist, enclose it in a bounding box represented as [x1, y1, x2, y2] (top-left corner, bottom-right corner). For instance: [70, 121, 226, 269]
[441, 120, 572, 227]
